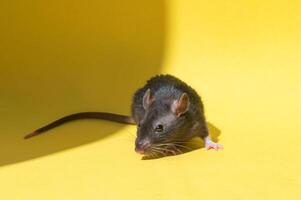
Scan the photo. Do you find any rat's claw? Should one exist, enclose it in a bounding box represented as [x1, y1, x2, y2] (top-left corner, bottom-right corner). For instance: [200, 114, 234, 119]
[205, 139, 223, 150]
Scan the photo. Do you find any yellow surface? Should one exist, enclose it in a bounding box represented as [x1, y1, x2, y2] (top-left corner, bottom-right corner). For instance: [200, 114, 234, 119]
[1, 0, 300, 199]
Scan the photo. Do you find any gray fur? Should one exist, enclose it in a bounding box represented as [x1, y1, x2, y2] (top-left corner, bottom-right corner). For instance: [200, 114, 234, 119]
[132, 74, 209, 153]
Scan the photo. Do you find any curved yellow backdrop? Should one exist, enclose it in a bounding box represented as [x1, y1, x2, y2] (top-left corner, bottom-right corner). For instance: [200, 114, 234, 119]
[0, 0, 300, 199]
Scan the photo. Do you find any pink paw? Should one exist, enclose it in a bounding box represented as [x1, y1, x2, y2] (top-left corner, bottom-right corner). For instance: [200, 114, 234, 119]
[205, 141, 223, 150]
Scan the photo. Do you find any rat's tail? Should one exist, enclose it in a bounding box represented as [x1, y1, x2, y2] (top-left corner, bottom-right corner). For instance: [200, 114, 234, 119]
[24, 112, 136, 139]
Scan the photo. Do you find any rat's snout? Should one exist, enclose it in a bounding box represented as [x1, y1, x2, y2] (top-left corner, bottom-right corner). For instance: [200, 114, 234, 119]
[135, 139, 151, 154]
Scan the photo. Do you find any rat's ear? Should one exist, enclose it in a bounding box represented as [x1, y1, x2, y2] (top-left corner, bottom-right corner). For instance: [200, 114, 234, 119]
[143, 89, 154, 110]
[171, 93, 190, 117]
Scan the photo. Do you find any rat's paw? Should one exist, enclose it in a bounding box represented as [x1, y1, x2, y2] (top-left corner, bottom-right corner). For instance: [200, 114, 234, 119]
[205, 140, 223, 150]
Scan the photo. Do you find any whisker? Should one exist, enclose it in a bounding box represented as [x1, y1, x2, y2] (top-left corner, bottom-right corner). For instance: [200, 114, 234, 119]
[149, 152, 155, 158]
[151, 145, 168, 150]
[154, 146, 175, 156]
[152, 151, 159, 158]
[172, 144, 192, 151]
[173, 146, 183, 154]
[153, 143, 174, 147]
[151, 144, 167, 148]
[154, 143, 184, 148]
[150, 148, 166, 157]
[149, 141, 196, 156]
[173, 142, 199, 146]
[149, 151, 155, 158]
[152, 145, 179, 155]
[156, 143, 191, 154]
[153, 149, 166, 156]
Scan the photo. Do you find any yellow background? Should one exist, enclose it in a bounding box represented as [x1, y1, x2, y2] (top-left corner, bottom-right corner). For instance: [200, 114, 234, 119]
[0, 0, 300, 199]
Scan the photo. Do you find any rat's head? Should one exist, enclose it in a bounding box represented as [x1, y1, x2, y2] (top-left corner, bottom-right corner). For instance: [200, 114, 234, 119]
[135, 89, 193, 155]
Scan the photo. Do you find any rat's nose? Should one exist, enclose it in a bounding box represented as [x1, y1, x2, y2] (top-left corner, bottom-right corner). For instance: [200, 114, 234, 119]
[135, 139, 151, 154]
[135, 148, 145, 154]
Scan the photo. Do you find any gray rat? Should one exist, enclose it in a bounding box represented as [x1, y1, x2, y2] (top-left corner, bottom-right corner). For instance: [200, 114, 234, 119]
[24, 74, 222, 156]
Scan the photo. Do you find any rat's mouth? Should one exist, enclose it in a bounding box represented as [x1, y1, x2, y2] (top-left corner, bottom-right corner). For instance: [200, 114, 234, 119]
[135, 147, 148, 155]
[135, 143, 152, 155]
[135, 138, 152, 155]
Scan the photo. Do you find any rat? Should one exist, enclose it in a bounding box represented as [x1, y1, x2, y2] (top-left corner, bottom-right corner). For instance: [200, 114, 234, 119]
[24, 74, 223, 156]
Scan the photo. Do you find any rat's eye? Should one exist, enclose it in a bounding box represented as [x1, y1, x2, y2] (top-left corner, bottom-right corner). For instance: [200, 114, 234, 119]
[155, 124, 164, 132]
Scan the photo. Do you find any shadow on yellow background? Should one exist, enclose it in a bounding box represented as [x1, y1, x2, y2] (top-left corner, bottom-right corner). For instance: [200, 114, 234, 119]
[0, 0, 166, 166]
